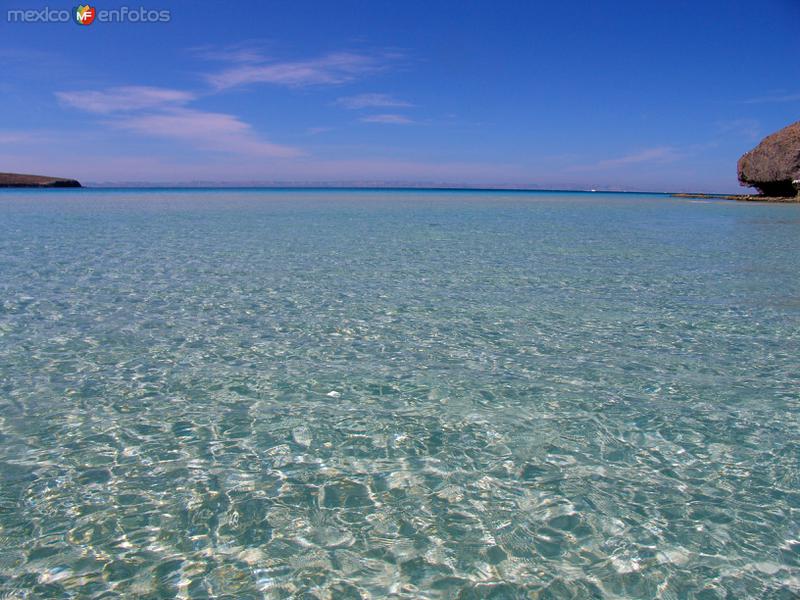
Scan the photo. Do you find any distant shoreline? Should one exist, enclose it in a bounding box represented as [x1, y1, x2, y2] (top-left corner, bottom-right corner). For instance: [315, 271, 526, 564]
[0, 184, 736, 196]
[671, 192, 800, 203]
[3, 179, 796, 200]
[0, 172, 81, 188]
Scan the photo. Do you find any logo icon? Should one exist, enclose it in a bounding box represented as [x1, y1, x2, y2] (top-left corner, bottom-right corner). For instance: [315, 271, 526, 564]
[74, 5, 96, 25]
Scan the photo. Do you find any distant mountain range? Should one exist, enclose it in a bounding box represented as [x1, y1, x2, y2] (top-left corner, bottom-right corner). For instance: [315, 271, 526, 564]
[79, 180, 660, 193]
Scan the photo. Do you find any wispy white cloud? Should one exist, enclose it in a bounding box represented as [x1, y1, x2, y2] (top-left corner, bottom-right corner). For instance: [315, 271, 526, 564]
[56, 86, 300, 158]
[206, 52, 390, 90]
[360, 113, 414, 125]
[563, 146, 682, 173]
[0, 131, 42, 145]
[189, 42, 270, 65]
[595, 146, 681, 168]
[306, 126, 334, 135]
[715, 118, 760, 140]
[0, 150, 531, 185]
[743, 92, 800, 104]
[56, 86, 194, 114]
[336, 93, 413, 109]
[110, 108, 301, 157]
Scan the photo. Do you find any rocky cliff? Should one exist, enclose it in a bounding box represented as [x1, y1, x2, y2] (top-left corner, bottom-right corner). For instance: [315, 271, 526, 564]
[738, 121, 800, 197]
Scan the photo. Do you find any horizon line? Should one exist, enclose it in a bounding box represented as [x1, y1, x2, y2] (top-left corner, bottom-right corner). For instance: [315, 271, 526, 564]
[63, 183, 746, 196]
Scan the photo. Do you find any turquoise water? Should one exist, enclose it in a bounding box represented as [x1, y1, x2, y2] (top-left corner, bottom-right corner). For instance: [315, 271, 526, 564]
[0, 189, 799, 598]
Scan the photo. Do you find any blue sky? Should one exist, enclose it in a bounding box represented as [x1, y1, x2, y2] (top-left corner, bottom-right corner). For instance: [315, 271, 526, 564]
[1, 0, 798, 191]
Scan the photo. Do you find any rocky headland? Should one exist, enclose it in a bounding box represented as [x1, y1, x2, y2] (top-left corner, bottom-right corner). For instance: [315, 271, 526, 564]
[672, 121, 800, 202]
[737, 120, 800, 200]
[0, 172, 81, 188]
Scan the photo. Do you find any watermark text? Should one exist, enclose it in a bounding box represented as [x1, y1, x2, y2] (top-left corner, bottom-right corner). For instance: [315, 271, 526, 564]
[7, 5, 171, 24]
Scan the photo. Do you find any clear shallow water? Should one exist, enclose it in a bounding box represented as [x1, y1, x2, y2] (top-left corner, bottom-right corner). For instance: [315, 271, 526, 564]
[0, 189, 799, 599]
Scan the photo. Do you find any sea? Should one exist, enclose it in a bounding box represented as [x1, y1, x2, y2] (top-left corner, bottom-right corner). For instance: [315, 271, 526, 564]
[0, 189, 798, 598]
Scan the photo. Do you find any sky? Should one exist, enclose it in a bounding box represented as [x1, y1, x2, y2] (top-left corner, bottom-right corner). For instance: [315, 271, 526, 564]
[1, 0, 798, 192]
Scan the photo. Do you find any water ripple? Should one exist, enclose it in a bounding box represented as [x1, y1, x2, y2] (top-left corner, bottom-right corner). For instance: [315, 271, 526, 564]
[0, 190, 798, 597]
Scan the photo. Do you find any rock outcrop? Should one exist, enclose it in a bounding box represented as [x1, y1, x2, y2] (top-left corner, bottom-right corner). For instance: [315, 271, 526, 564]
[738, 121, 800, 197]
[0, 172, 81, 188]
